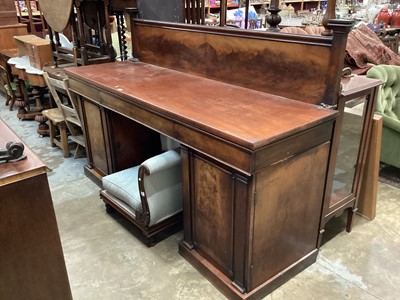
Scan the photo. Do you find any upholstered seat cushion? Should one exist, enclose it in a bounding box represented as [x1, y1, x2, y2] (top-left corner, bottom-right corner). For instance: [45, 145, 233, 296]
[102, 149, 182, 226]
[102, 166, 142, 213]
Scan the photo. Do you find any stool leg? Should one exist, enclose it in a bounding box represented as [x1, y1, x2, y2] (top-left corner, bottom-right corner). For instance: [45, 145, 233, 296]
[8, 93, 16, 111]
[59, 122, 69, 158]
[74, 144, 86, 159]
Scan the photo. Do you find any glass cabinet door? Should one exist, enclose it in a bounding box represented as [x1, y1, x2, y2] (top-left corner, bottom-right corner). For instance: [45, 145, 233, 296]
[331, 98, 367, 206]
[322, 76, 382, 233]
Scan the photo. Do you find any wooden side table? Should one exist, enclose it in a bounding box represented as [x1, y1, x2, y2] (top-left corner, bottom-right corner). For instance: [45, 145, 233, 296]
[0, 120, 72, 300]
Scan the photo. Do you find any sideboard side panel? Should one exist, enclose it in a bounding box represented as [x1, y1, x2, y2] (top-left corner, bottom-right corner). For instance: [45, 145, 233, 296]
[251, 142, 330, 289]
[82, 99, 110, 177]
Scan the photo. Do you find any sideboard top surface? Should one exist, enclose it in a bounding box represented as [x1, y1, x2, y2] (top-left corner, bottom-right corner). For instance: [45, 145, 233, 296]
[0, 120, 47, 186]
[66, 61, 337, 150]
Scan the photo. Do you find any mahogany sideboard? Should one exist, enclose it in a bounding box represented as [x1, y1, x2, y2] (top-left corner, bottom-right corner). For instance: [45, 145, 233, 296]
[66, 60, 337, 299]
[0, 120, 72, 300]
[65, 19, 355, 299]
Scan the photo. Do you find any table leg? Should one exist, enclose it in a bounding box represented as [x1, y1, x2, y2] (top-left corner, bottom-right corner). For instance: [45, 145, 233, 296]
[13, 76, 29, 119]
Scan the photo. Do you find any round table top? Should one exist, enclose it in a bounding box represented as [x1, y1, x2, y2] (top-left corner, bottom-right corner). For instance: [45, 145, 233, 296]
[40, 0, 73, 33]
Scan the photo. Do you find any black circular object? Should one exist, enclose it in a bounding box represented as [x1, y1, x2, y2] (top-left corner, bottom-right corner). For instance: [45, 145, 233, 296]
[6, 142, 24, 159]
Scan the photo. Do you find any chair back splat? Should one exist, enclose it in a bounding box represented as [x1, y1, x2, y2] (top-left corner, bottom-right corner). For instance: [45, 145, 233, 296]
[43, 71, 86, 158]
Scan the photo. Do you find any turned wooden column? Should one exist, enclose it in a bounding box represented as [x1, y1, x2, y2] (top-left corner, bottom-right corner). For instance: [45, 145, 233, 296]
[322, 0, 337, 36]
[13, 75, 30, 119]
[266, 0, 281, 31]
[114, 10, 128, 61]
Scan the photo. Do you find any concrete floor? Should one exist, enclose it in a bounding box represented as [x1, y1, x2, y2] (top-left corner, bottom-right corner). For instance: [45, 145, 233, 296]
[1, 94, 399, 300]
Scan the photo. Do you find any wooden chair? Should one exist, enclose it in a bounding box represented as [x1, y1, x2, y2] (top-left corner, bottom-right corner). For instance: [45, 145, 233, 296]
[41, 107, 69, 157]
[42, 71, 86, 158]
[100, 135, 183, 246]
[15, 0, 47, 37]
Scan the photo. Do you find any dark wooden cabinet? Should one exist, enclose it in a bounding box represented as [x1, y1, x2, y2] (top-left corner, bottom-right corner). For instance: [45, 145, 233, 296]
[0, 120, 72, 300]
[65, 18, 352, 300]
[66, 59, 337, 300]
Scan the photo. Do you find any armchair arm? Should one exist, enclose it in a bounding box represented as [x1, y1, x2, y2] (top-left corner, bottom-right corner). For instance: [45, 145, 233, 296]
[381, 113, 400, 133]
[138, 149, 183, 226]
[140, 149, 181, 175]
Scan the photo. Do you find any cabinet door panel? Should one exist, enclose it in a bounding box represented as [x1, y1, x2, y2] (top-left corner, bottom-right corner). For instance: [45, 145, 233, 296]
[83, 100, 110, 176]
[109, 111, 162, 172]
[192, 154, 234, 277]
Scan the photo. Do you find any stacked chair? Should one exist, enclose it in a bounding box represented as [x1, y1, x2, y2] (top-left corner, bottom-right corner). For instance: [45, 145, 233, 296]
[42, 71, 85, 158]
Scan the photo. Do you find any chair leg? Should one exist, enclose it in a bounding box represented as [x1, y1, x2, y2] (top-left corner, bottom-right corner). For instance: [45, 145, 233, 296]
[48, 120, 56, 147]
[8, 96, 14, 111]
[8, 93, 16, 111]
[104, 203, 115, 213]
[73, 144, 86, 159]
[58, 122, 69, 158]
[146, 236, 156, 247]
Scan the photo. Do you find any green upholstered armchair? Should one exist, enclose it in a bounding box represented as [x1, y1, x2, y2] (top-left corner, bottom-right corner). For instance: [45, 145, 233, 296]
[367, 65, 400, 168]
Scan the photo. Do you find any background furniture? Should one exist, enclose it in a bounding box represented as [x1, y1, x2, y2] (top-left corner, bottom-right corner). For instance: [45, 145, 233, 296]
[15, 0, 47, 37]
[367, 65, 400, 169]
[376, 27, 400, 55]
[184, 0, 206, 24]
[281, 26, 307, 34]
[7, 55, 46, 120]
[41, 106, 69, 157]
[0, 0, 28, 96]
[0, 0, 18, 25]
[43, 71, 86, 158]
[357, 114, 383, 220]
[40, 0, 115, 66]
[7, 35, 52, 122]
[0, 119, 72, 300]
[101, 135, 182, 245]
[0, 64, 16, 108]
[111, 0, 138, 60]
[0, 26, 28, 61]
[321, 75, 382, 234]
